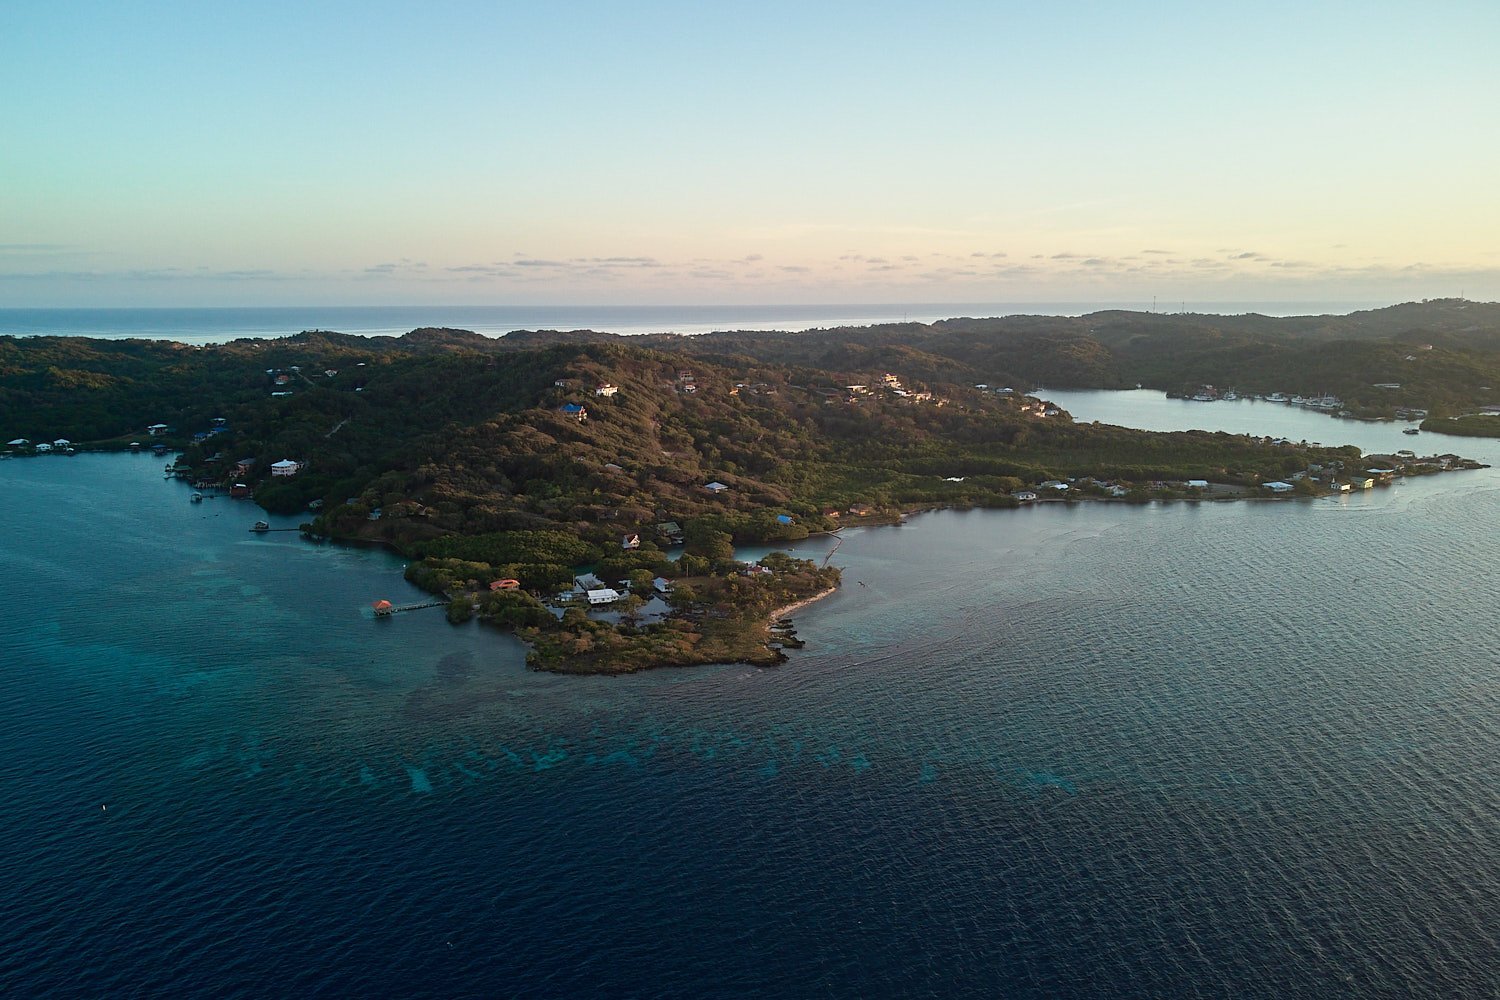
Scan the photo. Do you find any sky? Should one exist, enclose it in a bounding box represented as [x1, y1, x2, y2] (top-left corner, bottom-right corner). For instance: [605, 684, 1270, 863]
[3, 1, 1498, 307]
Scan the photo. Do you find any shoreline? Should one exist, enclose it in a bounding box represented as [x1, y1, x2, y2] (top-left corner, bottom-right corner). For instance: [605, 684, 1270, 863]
[767, 585, 839, 622]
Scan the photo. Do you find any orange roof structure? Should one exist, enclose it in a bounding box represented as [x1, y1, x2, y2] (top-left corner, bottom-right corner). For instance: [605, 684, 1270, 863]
[490, 579, 521, 591]
[372, 599, 393, 612]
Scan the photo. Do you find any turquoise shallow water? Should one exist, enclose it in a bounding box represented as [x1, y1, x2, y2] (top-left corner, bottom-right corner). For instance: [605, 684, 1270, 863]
[2, 396, 1499, 996]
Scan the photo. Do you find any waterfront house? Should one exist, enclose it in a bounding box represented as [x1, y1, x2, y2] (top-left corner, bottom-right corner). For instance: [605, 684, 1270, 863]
[270, 459, 302, 477]
[1263, 481, 1296, 493]
[1014, 490, 1038, 502]
[1185, 479, 1209, 489]
[653, 577, 673, 594]
[848, 502, 875, 516]
[147, 423, 170, 436]
[587, 588, 621, 605]
[34, 443, 52, 453]
[6, 438, 28, 447]
[232, 458, 255, 478]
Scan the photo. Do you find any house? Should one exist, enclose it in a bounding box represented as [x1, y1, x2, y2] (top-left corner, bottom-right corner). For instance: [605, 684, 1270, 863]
[147, 423, 170, 436]
[270, 459, 302, 477]
[1040, 480, 1070, 492]
[775, 514, 795, 525]
[702, 481, 729, 494]
[51, 438, 70, 449]
[622, 533, 641, 550]
[554, 378, 570, 388]
[230, 483, 252, 498]
[1185, 479, 1209, 489]
[324, 370, 338, 378]
[1359, 478, 1376, 490]
[821, 508, 841, 519]
[603, 463, 624, 472]
[678, 372, 695, 381]
[1108, 485, 1130, 498]
[849, 502, 875, 516]
[594, 383, 619, 397]
[211, 417, 227, 427]
[34, 443, 52, 453]
[655, 521, 684, 543]
[560, 403, 588, 421]
[574, 574, 606, 592]
[489, 579, 521, 591]
[587, 588, 622, 605]
[232, 458, 256, 477]
[653, 577, 673, 594]
[1014, 491, 1038, 502]
[6, 438, 28, 447]
[1263, 481, 1296, 493]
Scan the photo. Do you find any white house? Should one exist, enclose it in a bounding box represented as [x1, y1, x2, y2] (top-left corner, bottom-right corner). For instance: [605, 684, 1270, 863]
[52, 439, 70, 448]
[147, 423, 170, 436]
[622, 533, 641, 550]
[6, 438, 28, 447]
[1014, 490, 1038, 502]
[587, 588, 621, 605]
[34, 443, 52, 453]
[1263, 481, 1295, 493]
[270, 459, 302, 477]
[703, 481, 729, 494]
[1186, 479, 1209, 489]
[594, 383, 619, 397]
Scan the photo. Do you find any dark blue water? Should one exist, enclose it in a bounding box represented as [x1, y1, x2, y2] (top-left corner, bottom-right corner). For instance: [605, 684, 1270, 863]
[0, 302, 1386, 343]
[3, 397, 1499, 996]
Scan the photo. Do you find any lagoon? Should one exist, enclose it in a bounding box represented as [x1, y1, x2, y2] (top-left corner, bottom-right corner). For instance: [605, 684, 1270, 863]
[1, 395, 1498, 996]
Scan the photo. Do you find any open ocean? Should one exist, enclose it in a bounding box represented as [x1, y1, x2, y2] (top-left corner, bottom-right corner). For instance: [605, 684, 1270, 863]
[0, 302, 1388, 343]
[3, 392, 1499, 996]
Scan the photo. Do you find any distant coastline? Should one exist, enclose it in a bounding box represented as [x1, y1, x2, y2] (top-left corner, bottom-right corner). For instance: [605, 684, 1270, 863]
[0, 301, 1395, 344]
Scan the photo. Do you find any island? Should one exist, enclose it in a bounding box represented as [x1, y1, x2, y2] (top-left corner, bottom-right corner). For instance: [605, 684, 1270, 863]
[0, 304, 1490, 672]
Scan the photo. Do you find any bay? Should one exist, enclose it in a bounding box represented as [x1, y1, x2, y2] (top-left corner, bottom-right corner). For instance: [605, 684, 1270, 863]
[1, 393, 1498, 997]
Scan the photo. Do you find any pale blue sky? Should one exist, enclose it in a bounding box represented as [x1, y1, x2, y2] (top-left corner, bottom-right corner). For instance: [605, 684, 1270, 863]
[3, 1, 1498, 306]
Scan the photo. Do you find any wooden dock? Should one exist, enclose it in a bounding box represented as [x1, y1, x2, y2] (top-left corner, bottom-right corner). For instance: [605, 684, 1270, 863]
[373, 599, 446, 617]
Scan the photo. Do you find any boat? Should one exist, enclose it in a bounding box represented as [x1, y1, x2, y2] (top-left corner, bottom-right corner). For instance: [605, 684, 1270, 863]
[190, 492, 203, 503]
[251, 520, 270, 532]
[1403, 427, 1420, 435]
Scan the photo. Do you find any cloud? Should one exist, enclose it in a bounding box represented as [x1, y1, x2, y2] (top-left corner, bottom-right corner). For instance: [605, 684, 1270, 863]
[1230, 251, 1263, 260]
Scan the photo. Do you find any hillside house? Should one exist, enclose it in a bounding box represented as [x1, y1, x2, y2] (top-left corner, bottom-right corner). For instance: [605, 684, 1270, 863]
[702, 481, 729, 495]
[560, 403, 588, 421]
[147, 423, 170, 436]
[594, 383, 619, 397]
[622, 533, 641, 550]
[270, 459, 302, 477]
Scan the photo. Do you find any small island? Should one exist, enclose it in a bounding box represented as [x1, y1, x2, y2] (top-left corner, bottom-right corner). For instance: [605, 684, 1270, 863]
[1, 304, 1490, 672]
